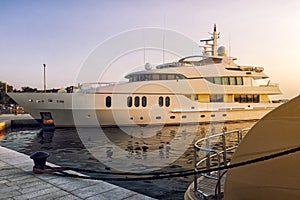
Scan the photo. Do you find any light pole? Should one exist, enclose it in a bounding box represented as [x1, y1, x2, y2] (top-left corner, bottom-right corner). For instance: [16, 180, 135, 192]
[43, 64, 46, 93]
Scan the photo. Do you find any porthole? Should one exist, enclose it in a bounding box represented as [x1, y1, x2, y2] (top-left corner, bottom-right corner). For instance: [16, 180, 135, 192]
[211, 114, 215, 117]
[165, 96, 170, 107]
[222, 114, 227, 117]
[156, 116, 162, 120]
[158, 96, 163, 107]
[106, 96, 111, 108]
[140, 117, 143, 120]
[142, 96, 147, 107]
[170, 116, 175, 119]
[182, 115, 187, 119]
[135, 96, 140, 107]
[200, 115, 205, 118]
[127, 97, 132, 107]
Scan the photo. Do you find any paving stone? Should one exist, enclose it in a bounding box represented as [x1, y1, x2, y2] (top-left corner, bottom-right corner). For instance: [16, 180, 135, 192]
[5, 177, 40, 186]
[13, 187, 61, 200]
[125, 194, 156, 200]
[29, 190, 70, 200]
[0, 190, 22, 200]
[54, 194, 82, 200]
[19, 180, 46, 189]
[56, 179, 98, 191]
[71, 183, 118, 198]
[0, 185, 20, 193]
[19, 182, 53, 194]
[86, 187, 138, 200]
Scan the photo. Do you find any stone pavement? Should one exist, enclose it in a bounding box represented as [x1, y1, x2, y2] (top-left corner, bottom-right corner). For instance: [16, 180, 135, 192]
[0, 146, 155, 200]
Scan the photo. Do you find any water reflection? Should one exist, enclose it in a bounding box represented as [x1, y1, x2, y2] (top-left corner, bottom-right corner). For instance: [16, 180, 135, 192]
[37, 129, 54, 150]
[0, 121, 257, 199]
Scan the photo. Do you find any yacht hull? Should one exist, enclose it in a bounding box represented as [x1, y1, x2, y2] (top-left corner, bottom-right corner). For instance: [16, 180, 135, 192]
[8, 92, 279, 127]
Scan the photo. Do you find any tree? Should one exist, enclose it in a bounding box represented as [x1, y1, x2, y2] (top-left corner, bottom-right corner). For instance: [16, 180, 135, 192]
[21, 86, 38, 92]
[0, 81, 13, 104]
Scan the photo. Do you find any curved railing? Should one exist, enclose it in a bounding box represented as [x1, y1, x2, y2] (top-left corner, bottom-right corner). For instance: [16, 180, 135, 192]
[193, 128, 251, 198]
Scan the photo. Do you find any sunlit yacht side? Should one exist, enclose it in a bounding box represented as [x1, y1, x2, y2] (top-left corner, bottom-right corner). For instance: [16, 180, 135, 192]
[8, 25, 283, 127]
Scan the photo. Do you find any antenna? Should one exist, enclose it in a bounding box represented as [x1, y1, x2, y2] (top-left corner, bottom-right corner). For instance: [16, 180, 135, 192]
[229, 32, 231, 57]
[163, 14, 166, 64]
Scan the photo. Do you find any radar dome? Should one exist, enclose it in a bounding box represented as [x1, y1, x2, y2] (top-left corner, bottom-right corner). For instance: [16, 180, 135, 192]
[145, 62, 152, 70]
[218, 46, 228, 56]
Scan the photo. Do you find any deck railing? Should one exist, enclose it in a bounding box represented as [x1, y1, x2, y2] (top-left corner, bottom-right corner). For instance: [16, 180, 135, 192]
[193, 128, 250, 198]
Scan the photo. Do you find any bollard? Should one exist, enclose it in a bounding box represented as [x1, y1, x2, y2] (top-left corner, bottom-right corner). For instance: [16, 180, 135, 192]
[30, 151, 49, 173]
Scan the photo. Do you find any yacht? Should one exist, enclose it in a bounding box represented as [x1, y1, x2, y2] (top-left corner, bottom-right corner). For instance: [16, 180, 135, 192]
[8, 25, 283, 127]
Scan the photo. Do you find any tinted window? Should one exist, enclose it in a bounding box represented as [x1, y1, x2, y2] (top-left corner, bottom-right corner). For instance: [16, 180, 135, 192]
[142, 96, 147, 107]
[165, 96, 170, 107]
[134, 96, 140, 107]
[106, 96, 111, 107]
[127, 97, 132, 107]
[159, 96, 163, 107]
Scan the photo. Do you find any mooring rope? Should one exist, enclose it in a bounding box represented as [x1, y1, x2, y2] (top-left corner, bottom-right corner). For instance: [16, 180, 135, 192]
[41, 145, 300, 181]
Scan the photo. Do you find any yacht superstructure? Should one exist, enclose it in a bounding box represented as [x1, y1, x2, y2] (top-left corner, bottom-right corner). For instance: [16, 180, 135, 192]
[8, 25, 283, 127]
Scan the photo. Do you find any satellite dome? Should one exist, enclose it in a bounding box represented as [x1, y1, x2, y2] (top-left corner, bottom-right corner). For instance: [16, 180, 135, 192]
[218, 46, 228, 56]
[145, 62, 152, 70]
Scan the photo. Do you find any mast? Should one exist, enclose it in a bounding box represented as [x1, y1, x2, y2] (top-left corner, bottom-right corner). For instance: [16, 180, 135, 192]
[200, 24, 220, 56]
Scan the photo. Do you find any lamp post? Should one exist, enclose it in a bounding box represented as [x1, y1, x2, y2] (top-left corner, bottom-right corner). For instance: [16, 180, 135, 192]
[43, 64, 46, 93]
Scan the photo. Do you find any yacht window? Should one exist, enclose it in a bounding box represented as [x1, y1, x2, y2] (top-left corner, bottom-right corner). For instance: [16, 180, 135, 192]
[234, 95, 240, 102]
[160, 74, 167, 80]
[236, 77, 243, 85]
[205, 77, 214, 83]
[134, 96, 140, 107]
[222, 77, 229, 85]
[165, 97, 170, 107]
[229, 77, 237, 85]
[106, 96, 111, 108]
[235, 94, 259, 103]
[247, 95, 253, 103]
[127, 96, 132, 107]
[210, 95, 224, 102]
[240, 95, 247, 103]
[176, 75, 185, 80]
[153, 74, 160, 80]
[142, 96, 147, 107]
[168, 74, 175, 80]
[214, 78, 222, 85]
[145, 74, 152, 81]
[158, 96, 163, 107]
[253, 95, 259, 103]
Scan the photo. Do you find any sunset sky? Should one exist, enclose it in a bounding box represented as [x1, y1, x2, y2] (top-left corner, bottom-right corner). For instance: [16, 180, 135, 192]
[1, 0, 299, 98]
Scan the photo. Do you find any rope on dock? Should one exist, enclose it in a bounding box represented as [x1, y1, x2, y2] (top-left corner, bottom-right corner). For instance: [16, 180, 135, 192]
[42, 145, 300, 181]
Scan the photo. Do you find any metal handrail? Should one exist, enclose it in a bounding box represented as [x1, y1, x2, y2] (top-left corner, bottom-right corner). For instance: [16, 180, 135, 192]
[193, 128, 250, 195]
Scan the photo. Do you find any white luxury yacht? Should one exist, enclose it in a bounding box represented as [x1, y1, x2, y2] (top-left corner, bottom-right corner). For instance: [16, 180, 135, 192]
[8, 25, 283, 127]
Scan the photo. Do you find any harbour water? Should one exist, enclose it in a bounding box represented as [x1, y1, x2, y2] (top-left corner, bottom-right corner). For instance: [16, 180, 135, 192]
[0, 121, 256, 199]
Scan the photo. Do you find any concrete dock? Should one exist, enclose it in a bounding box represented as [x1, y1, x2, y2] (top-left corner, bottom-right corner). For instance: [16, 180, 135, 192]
[0, 114, 40, 129]
[0, 146, 155, 200]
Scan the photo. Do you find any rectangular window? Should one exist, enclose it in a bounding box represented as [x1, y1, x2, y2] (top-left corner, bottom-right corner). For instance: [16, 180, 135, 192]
[214, 77, 222, 85]
[236, 77, 243, 85]
[234, 95, 241, 102]
[210, 95, 224, 102]
[240, 95, 247, 103]
[167, 74, 175, 80]
[247, 95, 253, 103]
[253, 95, 259, 103]
[229, 77, 237, 85]
[160, 74, 167, 80]
[222, 77, 229, 85]
[152, 74, 159, 80]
